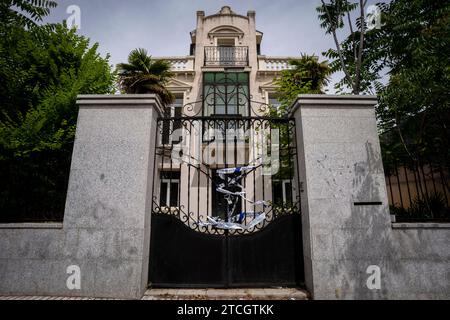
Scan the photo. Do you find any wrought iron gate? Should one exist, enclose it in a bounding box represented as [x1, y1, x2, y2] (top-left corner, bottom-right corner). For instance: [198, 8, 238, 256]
[148, 99, 304, 287]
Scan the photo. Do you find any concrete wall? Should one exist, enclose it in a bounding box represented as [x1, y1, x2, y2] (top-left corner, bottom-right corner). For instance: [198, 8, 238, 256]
[0, 95, 162, 299]
[387, 225, 449, 299]
[292, 94, 450, 299]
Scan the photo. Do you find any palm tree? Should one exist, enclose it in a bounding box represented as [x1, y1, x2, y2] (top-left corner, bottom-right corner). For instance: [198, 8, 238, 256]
[272, 54, 330, 117]
[288, 54, 330, 93]
[117, 48, 175, 106]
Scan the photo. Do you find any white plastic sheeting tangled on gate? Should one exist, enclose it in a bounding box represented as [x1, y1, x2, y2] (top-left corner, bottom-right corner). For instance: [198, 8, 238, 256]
[198, 165, 269, 230]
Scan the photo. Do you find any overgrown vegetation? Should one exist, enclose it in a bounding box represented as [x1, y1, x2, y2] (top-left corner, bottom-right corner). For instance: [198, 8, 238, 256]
[370, 1, 450, 219]
[375, 0, 450, 166]
[317, 0, 450, 220]
[317, 0, 450, 162]
[0, 2, 116, 222]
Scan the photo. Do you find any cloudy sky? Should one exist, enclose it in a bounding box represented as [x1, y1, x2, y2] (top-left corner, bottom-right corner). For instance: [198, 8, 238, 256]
[44, 0, 386, 92]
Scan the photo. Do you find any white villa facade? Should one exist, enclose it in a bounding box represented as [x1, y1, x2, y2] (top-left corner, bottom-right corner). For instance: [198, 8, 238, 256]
[155, 6, 296, 113]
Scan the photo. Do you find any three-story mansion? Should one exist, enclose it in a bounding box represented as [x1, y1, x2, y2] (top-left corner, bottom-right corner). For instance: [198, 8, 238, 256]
[151, 6, 301, 225]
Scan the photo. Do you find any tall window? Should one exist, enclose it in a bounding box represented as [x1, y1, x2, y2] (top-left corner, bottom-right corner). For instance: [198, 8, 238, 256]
[272, 179, 293, 206]
[160, 171, 180, 208]
[268, 94, 281, 110]
[216, 38, 236, 65]
[203, 72, 249, 116]
[162, 96, 183, 145]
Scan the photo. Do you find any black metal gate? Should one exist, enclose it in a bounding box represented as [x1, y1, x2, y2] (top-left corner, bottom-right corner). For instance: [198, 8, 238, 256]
[148, 98, 304, 288]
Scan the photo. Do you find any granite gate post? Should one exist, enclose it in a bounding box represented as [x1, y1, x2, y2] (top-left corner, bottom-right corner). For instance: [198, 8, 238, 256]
[292, 94, 450, 299]
[0, 94, 162, 299]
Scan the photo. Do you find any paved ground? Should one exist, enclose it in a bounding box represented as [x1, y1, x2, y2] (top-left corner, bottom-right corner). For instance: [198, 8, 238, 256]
[0, 288, 309, 300]
[0, 296, 114, 300]
[143, 288, 309, 300]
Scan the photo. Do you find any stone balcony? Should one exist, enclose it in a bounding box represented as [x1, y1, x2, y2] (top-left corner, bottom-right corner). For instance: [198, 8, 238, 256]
[153, 56, 195, 72]
[204, 46, 249, 67]
[154, 55, 302, 73]
[258, 56, 297, 72]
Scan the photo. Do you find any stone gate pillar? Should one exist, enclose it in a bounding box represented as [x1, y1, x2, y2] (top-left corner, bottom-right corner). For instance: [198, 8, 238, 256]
[62, 94, 162, 298]
[291, 94, 392, 299]
[0, 94, 162, 299]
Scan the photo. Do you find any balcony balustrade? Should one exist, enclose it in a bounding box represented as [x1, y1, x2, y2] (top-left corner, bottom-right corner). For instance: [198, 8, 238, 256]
[204, 46, 249, 67]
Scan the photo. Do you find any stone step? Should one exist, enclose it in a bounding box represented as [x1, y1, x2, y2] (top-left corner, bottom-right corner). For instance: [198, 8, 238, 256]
[0, 288, 309, 300]
[143, 288, 309, 300]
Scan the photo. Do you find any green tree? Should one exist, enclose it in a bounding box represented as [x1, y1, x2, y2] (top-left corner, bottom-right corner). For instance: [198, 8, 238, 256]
[320, 0, 450, 213]
[317, 0, 373, 94]
[0, 0, 57, 28]
[117, 48, 175, 106]
[0, 23, 116, 222]
[373, 0, 450, 165]
[272, 54, 330, 116]
[317, 0, 450, 164]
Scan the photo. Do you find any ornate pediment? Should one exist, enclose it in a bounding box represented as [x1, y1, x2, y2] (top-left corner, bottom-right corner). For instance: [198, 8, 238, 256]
[259, 78, 279, 91]
[166, 77, 193, 93]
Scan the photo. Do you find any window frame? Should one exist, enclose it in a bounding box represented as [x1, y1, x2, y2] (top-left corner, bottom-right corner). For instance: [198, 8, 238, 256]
[202, 72, 250, 117]
[267, 93, 282, 110]
[159, 171, 180, 209]
[161, 96, 183, 145]
[272, 179, 293, 204]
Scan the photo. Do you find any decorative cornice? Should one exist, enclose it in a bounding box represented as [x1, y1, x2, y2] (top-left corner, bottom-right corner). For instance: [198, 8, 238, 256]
[289, 94, 378, 116]
[76, 94, 164, 115]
